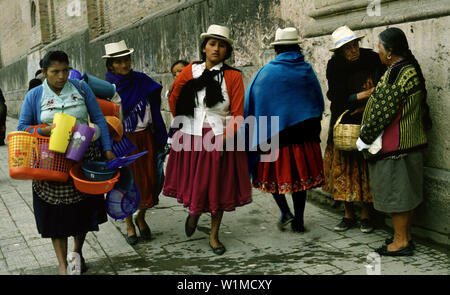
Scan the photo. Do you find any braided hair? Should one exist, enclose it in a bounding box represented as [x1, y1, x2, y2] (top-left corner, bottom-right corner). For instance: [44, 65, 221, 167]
[379, 28, 432, 130]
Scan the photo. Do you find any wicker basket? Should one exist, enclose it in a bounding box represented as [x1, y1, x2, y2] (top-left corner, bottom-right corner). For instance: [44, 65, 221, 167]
[333, 110, 360, 151]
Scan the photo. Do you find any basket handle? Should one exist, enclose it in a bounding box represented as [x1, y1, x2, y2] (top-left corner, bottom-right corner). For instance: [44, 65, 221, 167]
[25, 124, 50, 138]
[333, 110, 350, 129]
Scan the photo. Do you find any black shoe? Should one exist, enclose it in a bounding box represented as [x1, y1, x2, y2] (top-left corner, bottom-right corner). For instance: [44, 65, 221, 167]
[185, 215, 197, 237]
[125, 234, 138, 245]
[375, 244, 414, 256]
[291, 218, 305, 233]
[277, 212, 294, 231]
[134, 215, 151, 240]
[209, 242, 226, 255]
[334, 217, 356, 231]
[359, 218, 374, 233]
[385, 237, 415, 250]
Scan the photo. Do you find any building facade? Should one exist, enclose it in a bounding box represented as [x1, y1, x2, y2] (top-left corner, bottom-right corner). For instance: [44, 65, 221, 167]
[0, 0, 448, 245]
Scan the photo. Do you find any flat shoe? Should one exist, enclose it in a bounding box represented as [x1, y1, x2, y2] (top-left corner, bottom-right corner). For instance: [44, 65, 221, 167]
[125, 234, 138, 245]
[138, 226, 152, 240]
[185, 215, 197, 237]
[209, 242, 226, 255]
[375, 244, 413, 256]
[385, 237, 415, 250]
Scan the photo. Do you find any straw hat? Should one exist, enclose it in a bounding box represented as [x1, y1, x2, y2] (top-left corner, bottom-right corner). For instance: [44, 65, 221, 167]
[329, 26, 364, 52]
[270, 27, 302, 47]
[102, 40, 134, 59]
[200, 25, 234, 45]
[105, 116, 123, 142]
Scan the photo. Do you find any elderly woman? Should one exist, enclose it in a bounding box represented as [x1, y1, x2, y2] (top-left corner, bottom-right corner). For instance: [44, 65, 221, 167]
[103, 40, 168, 245]
[357, 27, 432, 256]
[18, 51, 115, 274]
[245, 27, 325, 232]
[163, 25, 252, 255]
[323, 26, 385, 233]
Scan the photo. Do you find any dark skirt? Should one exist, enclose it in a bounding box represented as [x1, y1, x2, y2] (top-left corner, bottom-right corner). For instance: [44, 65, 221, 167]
[33, 191, 107, 238]
[252, 142, 325, 194]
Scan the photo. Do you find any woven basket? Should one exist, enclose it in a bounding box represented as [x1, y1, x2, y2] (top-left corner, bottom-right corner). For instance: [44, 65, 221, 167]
[333, 110, 360, 151]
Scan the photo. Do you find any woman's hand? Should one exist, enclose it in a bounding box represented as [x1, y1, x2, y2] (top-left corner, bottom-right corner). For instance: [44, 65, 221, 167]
[357, 87, 375, 100]
[104, 150, 116, 161]
[350, 106, 365, 116]
[40, 125, 52, 137]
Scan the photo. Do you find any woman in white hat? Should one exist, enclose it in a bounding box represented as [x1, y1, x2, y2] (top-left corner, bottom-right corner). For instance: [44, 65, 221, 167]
[322, 26, 385, 233]
[163, 24, 252, 255]
[245, 27, 325, 233]
[103, 40, 168, 245]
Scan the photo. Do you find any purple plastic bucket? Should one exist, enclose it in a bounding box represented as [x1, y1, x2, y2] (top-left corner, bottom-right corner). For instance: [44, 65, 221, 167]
[66, 124, 96, 162]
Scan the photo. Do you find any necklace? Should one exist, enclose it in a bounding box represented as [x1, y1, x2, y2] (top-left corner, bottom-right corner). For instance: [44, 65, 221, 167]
[389, 58, 405, 68]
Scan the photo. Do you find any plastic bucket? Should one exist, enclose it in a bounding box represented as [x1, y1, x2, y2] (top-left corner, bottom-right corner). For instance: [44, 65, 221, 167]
[49, 113, 76, 153]
[83, 73, 116, 100]
[97, 98, 120, 118]
[106, 183, 140, 220]
[66, 124, 96, 162]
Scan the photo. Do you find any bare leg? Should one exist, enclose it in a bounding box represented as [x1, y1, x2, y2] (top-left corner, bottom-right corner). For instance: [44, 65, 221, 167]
[361, 203, 371, 220]
[73, 233, 86, 255]
[51, 237, 68, 275]
[135, 209, 149, 230]
[125, 215, 136, 236]
[344, 202, 354, 219]
[210, 210, 224, 248]
[407, 209, 414, 241]
[388, 211, 410, 251]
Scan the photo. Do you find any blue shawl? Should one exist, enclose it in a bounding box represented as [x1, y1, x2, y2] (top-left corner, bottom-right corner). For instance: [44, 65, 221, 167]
[244, 51, 324, 149]
[105, 70, 167, 147]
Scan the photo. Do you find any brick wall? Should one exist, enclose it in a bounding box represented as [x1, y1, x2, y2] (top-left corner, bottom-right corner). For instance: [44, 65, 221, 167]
[0, 0, 34, 66]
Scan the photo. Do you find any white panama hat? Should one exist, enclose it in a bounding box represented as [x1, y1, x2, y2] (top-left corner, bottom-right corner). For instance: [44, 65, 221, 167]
[102, 40, 134, 59]
[200, 25, 234, 45]
[270, 27, 302, 47]
[329, 26, 364, 52]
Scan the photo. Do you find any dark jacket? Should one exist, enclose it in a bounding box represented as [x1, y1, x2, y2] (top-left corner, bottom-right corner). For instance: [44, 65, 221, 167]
[325, 48, 385, 144]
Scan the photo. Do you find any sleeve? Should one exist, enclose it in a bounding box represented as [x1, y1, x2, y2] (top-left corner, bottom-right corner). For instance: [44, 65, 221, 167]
[359, 77, 411, 144]
[17, 90, 39, 133]
[82, 81, 112, 151]
[224, 70, 245, 137]
[326, 60, 355, 114]
[168, 63, 193, 117]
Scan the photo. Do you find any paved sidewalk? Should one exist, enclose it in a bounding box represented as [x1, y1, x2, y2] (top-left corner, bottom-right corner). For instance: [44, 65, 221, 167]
[0, 116, 448, 275]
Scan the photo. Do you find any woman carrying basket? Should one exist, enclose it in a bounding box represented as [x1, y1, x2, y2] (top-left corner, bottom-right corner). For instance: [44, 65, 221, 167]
[322, 26, 385, 233]
[17, 51, 115, 275]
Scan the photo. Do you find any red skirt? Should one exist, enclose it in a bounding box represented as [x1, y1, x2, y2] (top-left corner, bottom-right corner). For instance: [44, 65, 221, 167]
[163, 128, 252, 216]
[253, 142, 324, 194]
[127, 129, 158, 209]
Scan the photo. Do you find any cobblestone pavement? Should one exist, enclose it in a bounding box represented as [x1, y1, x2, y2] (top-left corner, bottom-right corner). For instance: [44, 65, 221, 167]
[0, 116, 448, 275]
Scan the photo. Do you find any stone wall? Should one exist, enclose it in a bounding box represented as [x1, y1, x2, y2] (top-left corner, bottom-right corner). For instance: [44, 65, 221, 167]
[0, 0, 448, 244]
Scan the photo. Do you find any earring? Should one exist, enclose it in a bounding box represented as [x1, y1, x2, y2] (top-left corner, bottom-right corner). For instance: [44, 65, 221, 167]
[387, 55, 391, 60]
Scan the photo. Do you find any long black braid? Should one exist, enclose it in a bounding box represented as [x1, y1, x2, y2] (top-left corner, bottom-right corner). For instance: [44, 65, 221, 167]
[379, 28, 432, 130]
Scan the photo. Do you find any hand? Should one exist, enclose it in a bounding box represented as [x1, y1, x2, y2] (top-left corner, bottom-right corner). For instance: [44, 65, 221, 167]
[357, 87, 375, 100]
[104, 150, 116, 161]
[40, 125, 52, 137]
[350, 106, 365, 116]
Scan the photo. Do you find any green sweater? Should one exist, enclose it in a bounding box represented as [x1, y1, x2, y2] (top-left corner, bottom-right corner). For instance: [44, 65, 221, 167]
[360, 62, 427, 159]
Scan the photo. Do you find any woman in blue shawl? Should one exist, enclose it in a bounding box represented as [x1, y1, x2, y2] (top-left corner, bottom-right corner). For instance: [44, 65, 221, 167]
[103, 40, 168, 245]
[244, 28, 325, 232]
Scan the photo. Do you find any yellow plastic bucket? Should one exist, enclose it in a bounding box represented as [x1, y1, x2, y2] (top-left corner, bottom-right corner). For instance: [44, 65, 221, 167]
[49, 113, 76, 153]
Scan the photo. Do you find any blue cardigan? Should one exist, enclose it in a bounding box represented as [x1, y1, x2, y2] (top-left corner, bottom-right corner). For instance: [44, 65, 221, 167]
[17, 79, 112, 152]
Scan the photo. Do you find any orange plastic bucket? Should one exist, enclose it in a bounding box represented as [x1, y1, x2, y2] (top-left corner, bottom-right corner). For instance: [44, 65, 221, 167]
[97, 98, 120, 118]
[70, 163, 120, 194]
